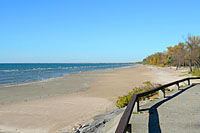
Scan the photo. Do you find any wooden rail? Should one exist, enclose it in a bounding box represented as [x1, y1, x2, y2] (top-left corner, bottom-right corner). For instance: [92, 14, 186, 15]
[115, 77, 200, 133]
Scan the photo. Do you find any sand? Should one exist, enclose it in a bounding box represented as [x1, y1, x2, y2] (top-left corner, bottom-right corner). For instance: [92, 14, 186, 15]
[0, 65, 190, 133]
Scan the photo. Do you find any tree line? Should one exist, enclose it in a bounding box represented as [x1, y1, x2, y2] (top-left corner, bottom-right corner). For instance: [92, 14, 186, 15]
[142, 35, 200, 73]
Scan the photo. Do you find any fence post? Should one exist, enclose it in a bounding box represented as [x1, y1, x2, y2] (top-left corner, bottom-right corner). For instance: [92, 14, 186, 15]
[133, 99, 139, 112]
[159, 88, 165, 98]
[126, 124, 132, 133]
[137, 100, 139, 112]
[177, 83, 180, 90]
[188, 79, 190, 85]
[162, 88, 166, 98]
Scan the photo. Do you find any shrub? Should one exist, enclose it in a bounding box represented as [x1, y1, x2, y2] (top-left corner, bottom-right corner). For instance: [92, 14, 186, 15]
[116, 81, 161, 108]
[192, 69, 200, 76]
[157, 64, 165, 67]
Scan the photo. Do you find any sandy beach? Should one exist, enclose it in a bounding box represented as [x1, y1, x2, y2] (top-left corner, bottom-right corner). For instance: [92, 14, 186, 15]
[0, 65, 190, 133]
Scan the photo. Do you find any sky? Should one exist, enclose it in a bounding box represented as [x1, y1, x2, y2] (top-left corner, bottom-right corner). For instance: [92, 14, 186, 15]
[0, 0, 200, 63]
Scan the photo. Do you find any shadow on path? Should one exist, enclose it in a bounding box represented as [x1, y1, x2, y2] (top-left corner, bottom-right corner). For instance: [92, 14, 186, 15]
[146, 84, 195, 133]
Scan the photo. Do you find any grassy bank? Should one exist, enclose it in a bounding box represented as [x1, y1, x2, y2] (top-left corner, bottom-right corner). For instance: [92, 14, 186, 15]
[116, 81, 161, 108]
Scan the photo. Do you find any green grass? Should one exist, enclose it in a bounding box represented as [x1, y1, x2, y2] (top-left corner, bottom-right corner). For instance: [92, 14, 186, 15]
[192, 69, 200, 76]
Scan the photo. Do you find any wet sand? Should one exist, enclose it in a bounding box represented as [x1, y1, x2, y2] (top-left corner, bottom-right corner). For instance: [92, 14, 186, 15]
[0, 65, 189, 132]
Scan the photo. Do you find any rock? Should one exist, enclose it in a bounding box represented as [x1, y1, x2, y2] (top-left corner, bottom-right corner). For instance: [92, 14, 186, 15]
[77, 124, 82, 130]
[82, 123, 89, 128]
[75, 107, 125, 133]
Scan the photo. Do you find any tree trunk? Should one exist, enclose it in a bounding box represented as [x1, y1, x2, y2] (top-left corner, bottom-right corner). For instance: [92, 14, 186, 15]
[189, 59, 192, 73]
[176, 65, 178, 70]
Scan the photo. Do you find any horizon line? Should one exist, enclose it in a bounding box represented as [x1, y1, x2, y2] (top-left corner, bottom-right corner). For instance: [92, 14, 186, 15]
[0, 62, 136, 64]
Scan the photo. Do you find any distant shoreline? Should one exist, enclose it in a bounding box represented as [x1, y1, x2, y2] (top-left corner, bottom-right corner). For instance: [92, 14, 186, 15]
[0, 63, 135, 86]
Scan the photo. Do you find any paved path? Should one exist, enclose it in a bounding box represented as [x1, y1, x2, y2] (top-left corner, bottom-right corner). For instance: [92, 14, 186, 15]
[131, 84, 200, 133]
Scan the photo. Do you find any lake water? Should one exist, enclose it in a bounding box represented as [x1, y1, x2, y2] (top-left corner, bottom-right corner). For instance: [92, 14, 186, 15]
[0, 63, 134, 85]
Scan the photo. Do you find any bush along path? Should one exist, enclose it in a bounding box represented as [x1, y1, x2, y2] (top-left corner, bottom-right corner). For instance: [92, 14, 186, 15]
[116, 81, 162, 108]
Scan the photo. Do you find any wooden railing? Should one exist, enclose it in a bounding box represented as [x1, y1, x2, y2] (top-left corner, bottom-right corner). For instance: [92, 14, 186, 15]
[115, 77, 200, 133]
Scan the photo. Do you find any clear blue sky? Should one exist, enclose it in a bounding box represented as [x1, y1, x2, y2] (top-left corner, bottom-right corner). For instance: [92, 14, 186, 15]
[0, 0, 200, 63]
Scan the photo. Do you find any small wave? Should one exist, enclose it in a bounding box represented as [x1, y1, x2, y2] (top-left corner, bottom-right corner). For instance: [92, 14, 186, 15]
[58, 67, 72, 70]
[32, 68, 47, 71]
[0, 78, 15, 82]
[0, 69, 19, 72]
[22, 67, 54, 72]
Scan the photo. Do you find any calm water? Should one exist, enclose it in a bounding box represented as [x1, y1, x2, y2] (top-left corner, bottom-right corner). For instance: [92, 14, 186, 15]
[0, 63, 134, 85]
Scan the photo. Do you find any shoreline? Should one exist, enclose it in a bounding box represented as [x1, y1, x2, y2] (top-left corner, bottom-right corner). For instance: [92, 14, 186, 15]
[0, 64, 136, 88]
[0, 65, 189, 132]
